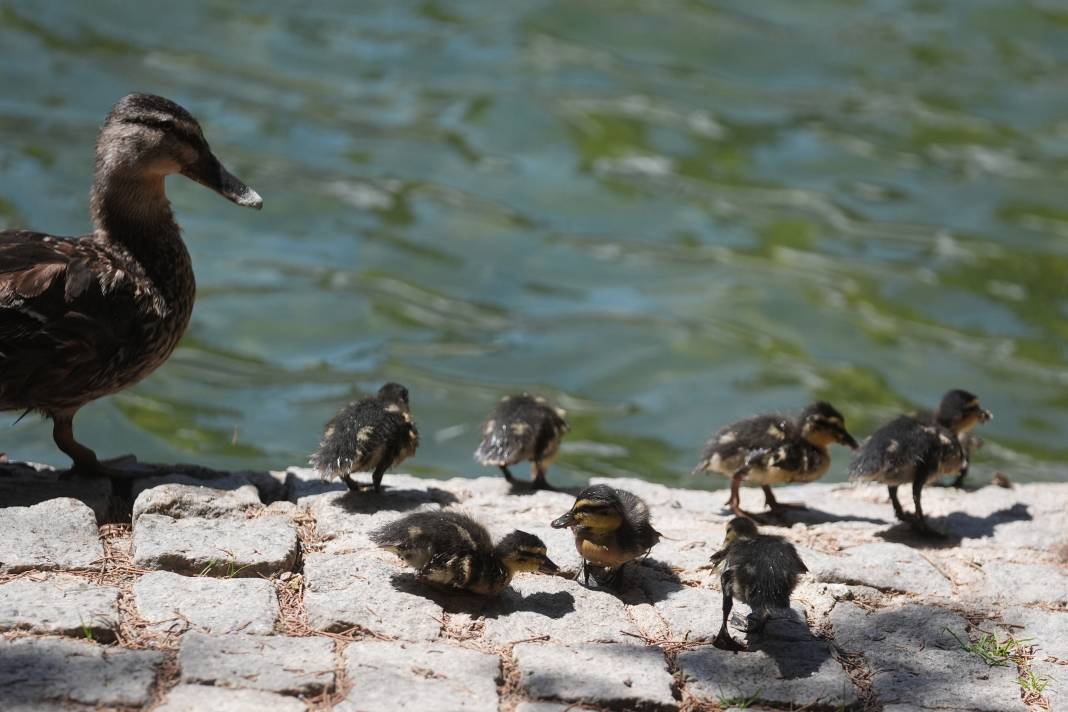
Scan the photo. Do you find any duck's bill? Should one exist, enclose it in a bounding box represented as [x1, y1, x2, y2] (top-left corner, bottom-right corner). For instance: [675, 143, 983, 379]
[538, 557, 560, 574]
[550, 512, 576, 529]
[839, 430, 860, 449]
[183, 153, 263, 209]
[978, 409, 993, 423]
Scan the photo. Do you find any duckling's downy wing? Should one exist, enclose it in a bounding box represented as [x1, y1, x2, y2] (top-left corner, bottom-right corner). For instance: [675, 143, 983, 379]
[0, 231, 148, 411]
[475, 396, 567, 465]
[616, 489, 661, 551]
[696, 413, 793, 472]
[848, 415, 957, 483]
[311, 398, 417, 476]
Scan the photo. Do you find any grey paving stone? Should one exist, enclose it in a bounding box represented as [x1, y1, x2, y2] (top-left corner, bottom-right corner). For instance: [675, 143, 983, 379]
[303, 551, 443, 641]
[0, 637, 162, 708]
[644, 581, 722, 641]
[1001, 606, 1068, 660]
[0, 574, 119, 639]
[679, 641, 857, 709]
[156, 684, 306, 712]
[802, 542, 953, 598]
[0, 498, 103, 573]
[475, 573, 641, 646]
[831, 601, 1025, 711]
[305, 489, 443, 555]
[0, 462, 113, 522]
[178, 632, 335, 694]
[132, 514, 298, 576]
[336, 641, 499, 712]
[134, 571, 278, 635]
[131, 480, 261, 522]
[514, 704, 575, 712]
[945, 558, 1068, 606]
[513, 642, 676, 711]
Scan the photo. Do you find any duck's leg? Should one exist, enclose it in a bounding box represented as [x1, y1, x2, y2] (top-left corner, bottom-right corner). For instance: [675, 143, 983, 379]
[887, 484, 908, 522]
[530, 461, 557, 491]
[340, 473, 361, 491]
[581, 560, 591, 586]
[727, 471, 755, 519]
[499, 465, 517, 484]
[762, 485, 806, 512]
[713, 570, 745, 652]
[53, 411, 104, 477]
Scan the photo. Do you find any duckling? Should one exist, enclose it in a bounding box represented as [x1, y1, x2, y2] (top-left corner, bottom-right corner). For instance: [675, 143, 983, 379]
[551, 484, 661, 589]
[310, 383, 419, 493]
[849, 389, 991, 536]
[474, 393, 569, 490]
[710, 517, 808, 652]
[0, 93, 261, 476]
[370, 510, 559, 596]
[917, 391, 992, 488]
[694, 402, 859, 518]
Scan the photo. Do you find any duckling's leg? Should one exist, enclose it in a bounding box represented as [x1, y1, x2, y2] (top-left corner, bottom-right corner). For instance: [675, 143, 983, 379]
[580, 560, 591, 586]
[726, 471, 755, 519]
[499, 465, 517, 484]
[340, 473, 361, 491]
[762, 486, 806, 512]
[530, 461, 557, 491]
[713, 570, 745, 652]
[951, 464, 969, 489]
[887, 485, 908, 522]
[910, 469, 945, 538]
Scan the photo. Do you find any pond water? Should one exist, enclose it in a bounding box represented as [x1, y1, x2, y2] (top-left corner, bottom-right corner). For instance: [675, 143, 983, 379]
[2, 1, 1067, 487]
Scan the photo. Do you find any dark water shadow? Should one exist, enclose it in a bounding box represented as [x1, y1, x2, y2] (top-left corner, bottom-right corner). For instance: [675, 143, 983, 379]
[330, 486, 458, 514]
[875, 503, 1031, 550]
[388, 571, 575, 619]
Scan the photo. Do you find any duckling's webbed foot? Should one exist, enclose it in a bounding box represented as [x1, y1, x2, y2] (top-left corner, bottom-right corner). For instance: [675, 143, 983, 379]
[530, 462, 557, 491]
[762, 486, 806, 512]
[713, 626, 746, 652]
[499, 465, 517, 484]
[714, 569, 746, 652]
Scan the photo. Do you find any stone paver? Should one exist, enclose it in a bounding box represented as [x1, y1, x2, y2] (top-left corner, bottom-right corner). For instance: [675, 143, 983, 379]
[0, 463, 113, 522]
[131, 480, 262, 522]
[134, 571, 278, 634]
[943, 558, 1068, 606]
[178, 632, 335, 694]
[831, 601, 1026, 710]
[156, 684, 306, 712]
[476, 573, 640, 646]
[304, 551, 443, 640]
[802, 542, 953, 598]
[513, 642, 676, 711]
[133, 514, 299, 576]
[0, 498, 103, 573]
[0, 637, 162, 708]
[679, 641, 857, 709]
[0, 574, 119, 639]
[336, 641, 499, 712]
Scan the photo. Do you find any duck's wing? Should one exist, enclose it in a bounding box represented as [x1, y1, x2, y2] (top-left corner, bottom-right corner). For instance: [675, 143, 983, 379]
[0, 231, 146, 411]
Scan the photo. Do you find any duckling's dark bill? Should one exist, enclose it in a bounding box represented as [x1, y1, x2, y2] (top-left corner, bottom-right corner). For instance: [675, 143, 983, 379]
[538, 557, 561, 574]
[550, 512, 576, 528]
[181, 152, 262, 209]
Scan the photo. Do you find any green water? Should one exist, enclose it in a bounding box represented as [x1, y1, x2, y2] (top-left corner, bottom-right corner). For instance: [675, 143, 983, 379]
[1, 1, 1066, 488]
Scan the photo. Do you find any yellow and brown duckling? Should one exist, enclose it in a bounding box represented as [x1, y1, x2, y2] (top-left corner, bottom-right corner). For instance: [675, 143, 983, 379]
[370, 510, 559, 596]
[709, 517, 808, 652]
[694, 402, 859, 518]
[849, 389, 991, 536]
[310, 382, 419, 493]
[0, 93, 261, 476]
[474, 393, 569, 490]
[551, 484, 661, 589]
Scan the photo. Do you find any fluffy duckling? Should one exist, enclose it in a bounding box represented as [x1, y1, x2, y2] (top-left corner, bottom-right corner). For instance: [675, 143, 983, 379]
[551, 484, 661, 589]
[918, 391, 992, 488]
[371, 510, 559, 596]
[695, 402, 859, 518]
[0, 94, 261, 476]
[710, 517, 808, 652]
[310, 383, 419, 493]
[849, 389, 991, 536]
[474, 393, 569, 490]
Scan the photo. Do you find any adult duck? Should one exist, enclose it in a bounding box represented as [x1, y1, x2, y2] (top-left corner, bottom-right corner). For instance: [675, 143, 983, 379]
[0, 93, 262, 475]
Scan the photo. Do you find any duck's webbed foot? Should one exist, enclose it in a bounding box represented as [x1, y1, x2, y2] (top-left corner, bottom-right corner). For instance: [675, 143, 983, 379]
[530, 463, 557, 491]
